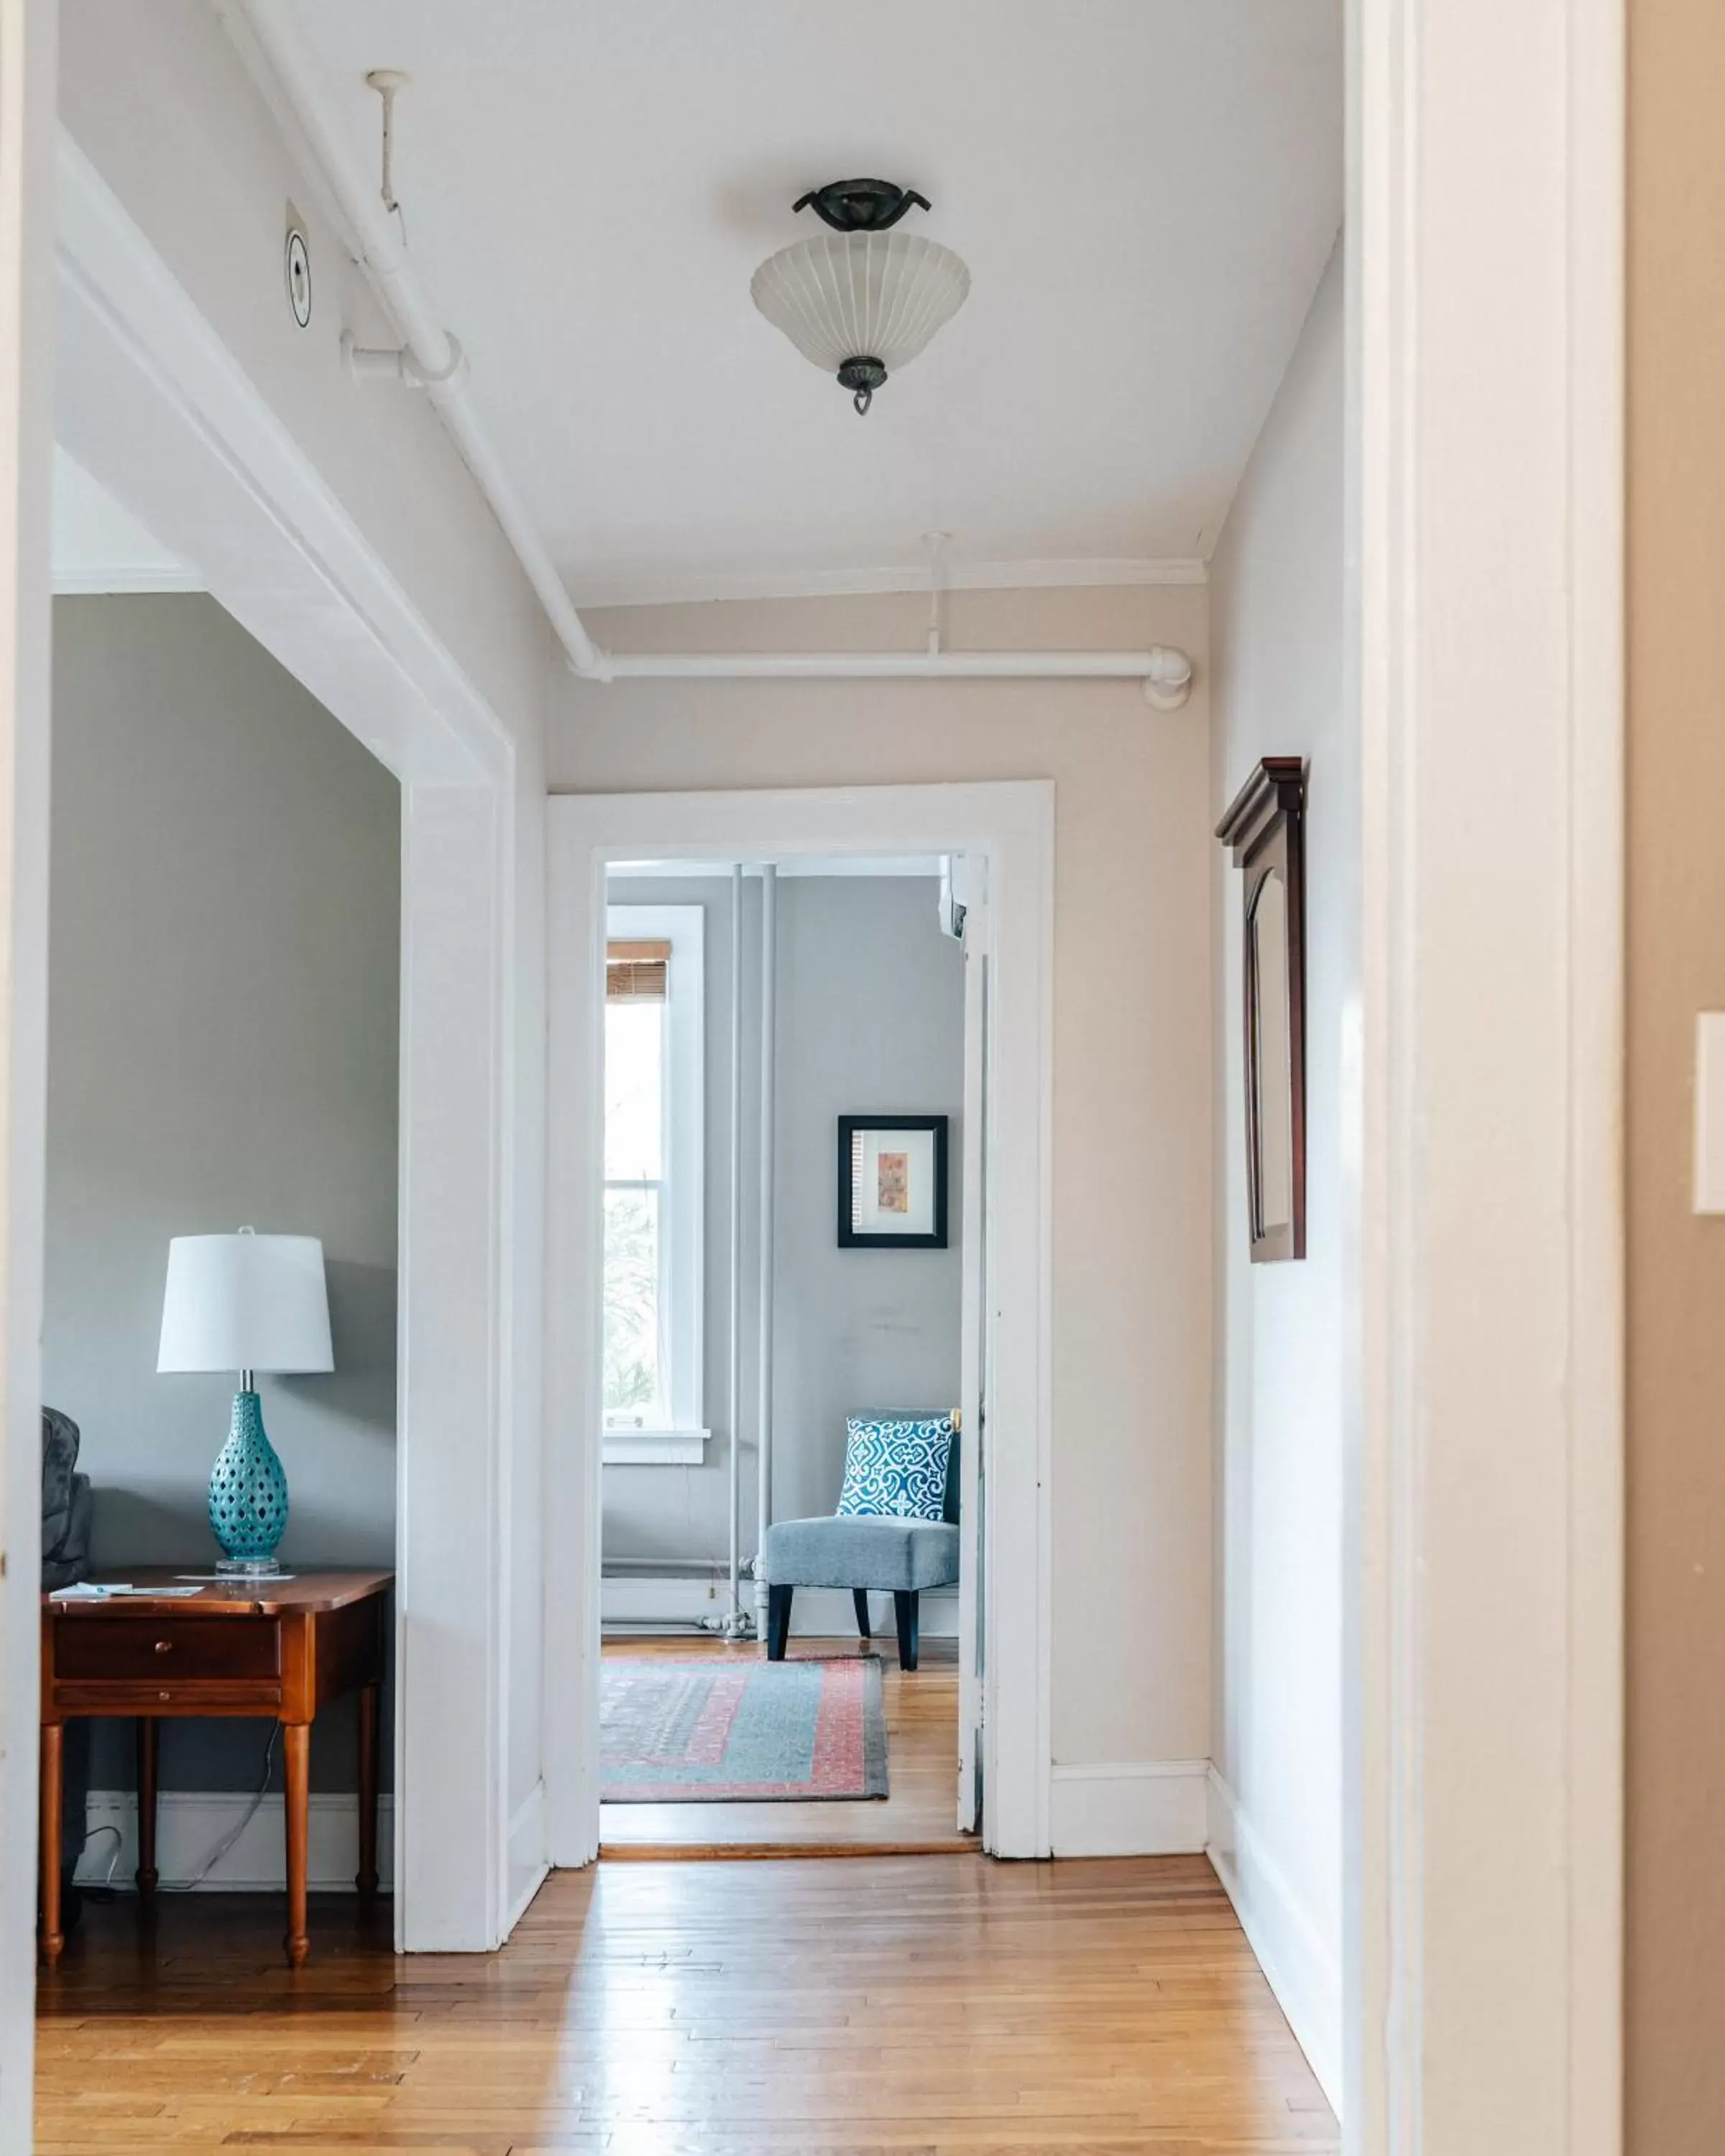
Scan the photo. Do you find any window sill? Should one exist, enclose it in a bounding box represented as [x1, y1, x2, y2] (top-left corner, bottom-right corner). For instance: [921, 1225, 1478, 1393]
[602, 1427, 710, 1466]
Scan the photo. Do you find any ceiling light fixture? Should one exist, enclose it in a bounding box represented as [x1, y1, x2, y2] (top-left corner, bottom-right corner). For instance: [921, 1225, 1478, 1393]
[750, 179, 971, 415]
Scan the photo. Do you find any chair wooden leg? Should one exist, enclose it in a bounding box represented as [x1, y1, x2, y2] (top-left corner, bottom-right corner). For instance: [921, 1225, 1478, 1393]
[767, 1585, 793, 1660]
[893, 1590, 920, 1672]
[852, 1588, 872, 1640]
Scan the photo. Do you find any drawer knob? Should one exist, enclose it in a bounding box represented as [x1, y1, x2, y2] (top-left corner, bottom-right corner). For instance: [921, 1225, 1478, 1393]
[153, 1640, 172, 1654]
[157, 1691, 170, 1703]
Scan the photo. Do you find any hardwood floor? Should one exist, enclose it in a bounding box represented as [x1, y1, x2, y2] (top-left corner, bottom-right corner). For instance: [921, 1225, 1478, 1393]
[599, 1631, 970, 1855]
[36, 1854, 1339, 2153]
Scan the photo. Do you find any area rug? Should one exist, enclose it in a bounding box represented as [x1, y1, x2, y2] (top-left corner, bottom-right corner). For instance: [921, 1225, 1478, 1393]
[599, 1654, 888, 1802]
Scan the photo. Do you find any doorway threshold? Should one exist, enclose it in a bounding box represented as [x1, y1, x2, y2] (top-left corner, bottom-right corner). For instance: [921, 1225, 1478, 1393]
[599, 1836, 979, 1862]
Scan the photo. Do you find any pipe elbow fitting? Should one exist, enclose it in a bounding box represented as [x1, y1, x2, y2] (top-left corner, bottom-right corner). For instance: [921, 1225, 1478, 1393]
[1142, 645, 1195, 711]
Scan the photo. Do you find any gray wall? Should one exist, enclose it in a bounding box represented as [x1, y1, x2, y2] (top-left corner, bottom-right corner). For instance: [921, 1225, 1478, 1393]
[601, 873, 964, 1562]
[46, 595, 400, 1794]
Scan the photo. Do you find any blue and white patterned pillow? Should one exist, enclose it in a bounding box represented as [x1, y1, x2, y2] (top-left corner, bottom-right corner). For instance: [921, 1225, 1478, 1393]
[836, 1415, 954, 1521]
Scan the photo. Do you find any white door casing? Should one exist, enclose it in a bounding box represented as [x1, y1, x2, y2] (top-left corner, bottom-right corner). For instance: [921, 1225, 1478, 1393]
[543, 785, 1055, 1862]
[0, 0, 58, 2142]
[53, 126, 533, 1955]
[956, 858, 989, 1834]
[1346, 0, 1624, 2146]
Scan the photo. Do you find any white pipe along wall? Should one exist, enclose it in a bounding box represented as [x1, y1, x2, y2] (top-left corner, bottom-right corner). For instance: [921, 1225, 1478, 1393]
[754, 864, 778, 1635]
[222, 2, 1194, 701]
[726, 863, 744, 1628]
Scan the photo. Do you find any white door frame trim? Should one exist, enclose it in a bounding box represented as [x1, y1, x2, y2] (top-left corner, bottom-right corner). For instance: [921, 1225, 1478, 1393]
[52, 129, 526, 1953]
[0, 0, 58, 2142]
[1348, 0, 1624, 2147]
[543, 782, 1055, 1862]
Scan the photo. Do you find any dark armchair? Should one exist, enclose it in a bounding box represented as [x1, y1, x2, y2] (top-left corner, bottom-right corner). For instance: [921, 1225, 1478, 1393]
[42, 1406, 92, 1591]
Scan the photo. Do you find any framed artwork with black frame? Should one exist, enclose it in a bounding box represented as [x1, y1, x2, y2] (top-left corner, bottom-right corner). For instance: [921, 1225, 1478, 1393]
[837, 1115, 949, 1250]
[1215, 755, 1307, 1263]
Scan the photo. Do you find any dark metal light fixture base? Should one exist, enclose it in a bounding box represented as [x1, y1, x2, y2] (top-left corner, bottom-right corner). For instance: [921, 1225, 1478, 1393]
[792, 178, 932, 233]
[837, 356, 888, 415]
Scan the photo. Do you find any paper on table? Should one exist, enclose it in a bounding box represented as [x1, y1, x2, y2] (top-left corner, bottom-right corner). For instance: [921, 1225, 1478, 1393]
[49, 1582, 204, 1600]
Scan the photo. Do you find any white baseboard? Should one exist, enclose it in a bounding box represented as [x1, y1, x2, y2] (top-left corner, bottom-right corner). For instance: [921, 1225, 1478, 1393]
[505, 1780, 548, 1935]
[74, 1788, 395, 1893]
[1049, 1759, 1209, 1856]
[601, 1575, 960, 1638]
[1205, 1766, 1341, 2116]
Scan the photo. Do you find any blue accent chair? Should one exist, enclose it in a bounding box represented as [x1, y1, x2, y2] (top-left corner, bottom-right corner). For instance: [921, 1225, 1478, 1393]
[760, 1429, 960, 1670]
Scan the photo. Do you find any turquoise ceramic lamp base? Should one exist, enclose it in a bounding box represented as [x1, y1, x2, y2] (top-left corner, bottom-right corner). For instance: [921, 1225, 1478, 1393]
[208, 1388, 290, 1575]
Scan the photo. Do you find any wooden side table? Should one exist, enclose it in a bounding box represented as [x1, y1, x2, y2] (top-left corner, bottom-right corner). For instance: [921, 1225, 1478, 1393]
[40, 1568, 392, 1968]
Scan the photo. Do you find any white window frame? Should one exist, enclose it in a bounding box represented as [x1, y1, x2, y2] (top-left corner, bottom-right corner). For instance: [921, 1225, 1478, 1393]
[601, 903, 706, 1463]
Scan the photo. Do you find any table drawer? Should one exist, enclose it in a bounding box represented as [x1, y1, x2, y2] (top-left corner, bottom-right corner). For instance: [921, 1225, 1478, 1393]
[54, 1616, 280, 1682]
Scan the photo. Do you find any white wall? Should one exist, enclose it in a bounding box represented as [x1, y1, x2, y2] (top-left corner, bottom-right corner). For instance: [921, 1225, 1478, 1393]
[1205, 237, 1344, 2106]
[551, 582, 1214, 1786]
[46, 595, 399, 1800]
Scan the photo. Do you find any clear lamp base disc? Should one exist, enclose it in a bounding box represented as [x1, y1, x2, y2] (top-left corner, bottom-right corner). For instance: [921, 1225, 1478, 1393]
[214, 1556, 285, 1576]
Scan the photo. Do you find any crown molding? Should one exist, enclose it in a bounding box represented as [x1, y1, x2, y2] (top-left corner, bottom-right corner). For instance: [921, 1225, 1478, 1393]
[570, 555, 1208, 611]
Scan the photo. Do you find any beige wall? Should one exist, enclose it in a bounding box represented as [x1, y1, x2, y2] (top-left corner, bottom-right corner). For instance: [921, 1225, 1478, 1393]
[1627, 1, 1725, 2145]
[551, 584, 1214, 1769]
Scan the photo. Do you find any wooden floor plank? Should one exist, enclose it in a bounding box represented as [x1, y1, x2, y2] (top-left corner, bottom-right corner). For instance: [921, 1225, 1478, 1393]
[37, 1853, 1337, 2153]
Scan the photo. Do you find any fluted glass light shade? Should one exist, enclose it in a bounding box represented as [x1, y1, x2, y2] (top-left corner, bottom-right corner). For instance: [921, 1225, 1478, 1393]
[752, 231, 971, 414]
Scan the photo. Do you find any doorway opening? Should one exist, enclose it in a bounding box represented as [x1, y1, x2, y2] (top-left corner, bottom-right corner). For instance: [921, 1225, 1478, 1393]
[593, 855, 975, 1856]
[47, 135, 531, 1957]
[544, 783, 1054, 1869]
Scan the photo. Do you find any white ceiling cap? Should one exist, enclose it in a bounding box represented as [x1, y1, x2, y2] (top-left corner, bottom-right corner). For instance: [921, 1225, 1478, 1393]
[291, 1, 1341, 606]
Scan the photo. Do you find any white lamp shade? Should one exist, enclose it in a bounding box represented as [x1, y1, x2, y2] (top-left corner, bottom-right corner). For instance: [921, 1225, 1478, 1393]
[157, 1233, 334, 1376]
[751, 230, 971, 377]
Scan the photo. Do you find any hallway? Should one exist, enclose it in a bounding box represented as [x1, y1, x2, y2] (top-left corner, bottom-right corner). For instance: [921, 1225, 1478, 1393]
[36, 1854, 1337, 2152]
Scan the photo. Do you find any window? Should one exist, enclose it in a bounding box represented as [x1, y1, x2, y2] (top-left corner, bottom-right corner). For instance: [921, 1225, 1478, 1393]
[602, 905, 705, 1462]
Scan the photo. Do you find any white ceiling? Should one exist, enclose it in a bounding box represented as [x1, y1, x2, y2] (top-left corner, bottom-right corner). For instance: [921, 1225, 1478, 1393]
[51, 448, 199, 595]
[293, 1, 1342, 607]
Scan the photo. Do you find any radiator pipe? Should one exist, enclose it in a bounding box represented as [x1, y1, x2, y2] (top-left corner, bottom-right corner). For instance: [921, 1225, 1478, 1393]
[753, 865, 778, 1635]
[722, 864, 748, 1635]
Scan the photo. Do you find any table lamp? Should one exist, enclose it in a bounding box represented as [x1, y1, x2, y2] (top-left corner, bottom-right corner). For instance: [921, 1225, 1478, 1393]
[157, 1227, 334, 1574]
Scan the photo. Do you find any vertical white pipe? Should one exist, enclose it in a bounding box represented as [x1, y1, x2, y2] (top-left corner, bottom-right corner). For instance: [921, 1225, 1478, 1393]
[727, 865, 743, 1623]
[754, 866, 778, 1634]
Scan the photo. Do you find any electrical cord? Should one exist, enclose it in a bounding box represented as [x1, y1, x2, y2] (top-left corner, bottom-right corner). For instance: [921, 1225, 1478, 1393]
[74, 1821, 124, 1902]
[167, 1726, 279, 1892]
[71, 1728, 281, 1898]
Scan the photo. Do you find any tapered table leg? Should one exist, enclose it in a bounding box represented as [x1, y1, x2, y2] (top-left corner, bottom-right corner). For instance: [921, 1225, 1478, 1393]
[40, 1723, 63, 1967]
[282, 1721, 310, 1968]
[136, 1718, 159, 1896]
[356, 1682, 380, 1899]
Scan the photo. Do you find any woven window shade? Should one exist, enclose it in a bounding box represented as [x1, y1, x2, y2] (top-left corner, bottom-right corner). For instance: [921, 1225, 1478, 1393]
[606, 938, 670, 1003]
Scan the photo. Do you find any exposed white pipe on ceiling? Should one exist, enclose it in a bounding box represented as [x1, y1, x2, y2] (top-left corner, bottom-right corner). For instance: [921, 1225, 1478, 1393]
[223, 0, 604, 678]
[594, 646, 1195, 701]
[223, 3, 1196, 706]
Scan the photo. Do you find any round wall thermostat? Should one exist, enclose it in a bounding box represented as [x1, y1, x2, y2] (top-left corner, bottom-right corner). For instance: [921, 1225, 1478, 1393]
[285, 226, 312, 329]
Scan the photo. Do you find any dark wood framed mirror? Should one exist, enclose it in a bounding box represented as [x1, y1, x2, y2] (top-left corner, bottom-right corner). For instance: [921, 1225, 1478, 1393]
[1215, 757, 1307, 1263]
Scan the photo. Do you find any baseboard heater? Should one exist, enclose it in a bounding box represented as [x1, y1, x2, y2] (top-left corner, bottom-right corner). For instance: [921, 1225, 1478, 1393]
[602, 1557, 738, 1632]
